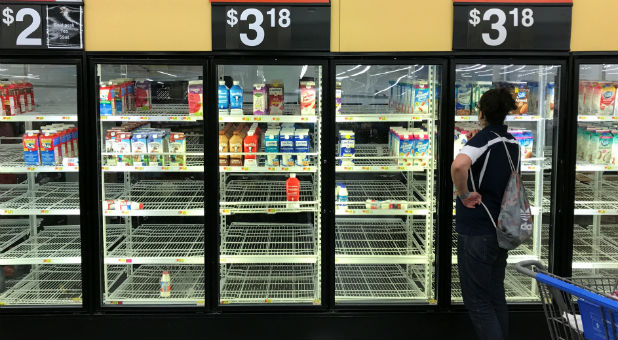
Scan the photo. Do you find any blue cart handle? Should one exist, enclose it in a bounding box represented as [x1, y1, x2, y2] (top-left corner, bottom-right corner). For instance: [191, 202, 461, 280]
[515, 260, 546, 278]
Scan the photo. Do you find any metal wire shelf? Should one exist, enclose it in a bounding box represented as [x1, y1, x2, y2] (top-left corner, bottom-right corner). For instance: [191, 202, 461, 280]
[451, 265, 537, 302]
[105, 265, 204, 305]
[0, 144, 79, 173]
[335, 218, 428, 264]
[572, 225, 618, 269]
[0, 182, 81, 215]
[220, 264, 317, 304]
[336, 104, 434, 122]
[335, 144, 430, 172]
[99, 104, 200, 122]
[335, 264, 426, 302]
[0, 265, 82, 306]
[0, 111, 77, 122]
[220, 180, 318, 214]
[335, 180, 429, 215]
[219, 104, 318, 123]
[0, 225, 81, 265]
[220, 222, 316, 263]
[106, 224, 204, 264]
[104, 180, 204, 216]
[0, 219, 35, 252]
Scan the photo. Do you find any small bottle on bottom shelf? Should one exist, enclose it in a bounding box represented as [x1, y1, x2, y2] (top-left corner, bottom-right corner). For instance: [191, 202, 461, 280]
[160, 270, 171, 298]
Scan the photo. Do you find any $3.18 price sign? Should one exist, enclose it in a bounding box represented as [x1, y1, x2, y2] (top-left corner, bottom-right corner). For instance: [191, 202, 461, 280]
[212, 5, 330, 51]
[453, 4, 572, 51]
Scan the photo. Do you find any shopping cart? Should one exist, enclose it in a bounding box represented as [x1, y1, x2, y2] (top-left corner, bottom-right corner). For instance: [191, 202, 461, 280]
[516, 260, 618, 340]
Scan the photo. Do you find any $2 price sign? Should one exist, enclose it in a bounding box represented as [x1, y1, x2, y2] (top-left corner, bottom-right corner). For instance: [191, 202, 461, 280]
[1, 5, 43, 47]
[452, 3, 572, 51]
[226, 7, 291, 47]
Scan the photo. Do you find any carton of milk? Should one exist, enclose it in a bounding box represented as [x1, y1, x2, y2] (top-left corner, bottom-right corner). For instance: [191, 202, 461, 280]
[398, 130, 415, 166]
[280, 128, 295, 167]
[115, 132, 133, 166]
[338, 130, 355, 166]
[168, 132, 186, 166]
[414, 130, 430, 167]
[39, 130, 61, 166]
[413, 82, 430, 113]
[253, 84, 268, 115]
[23, 130, 40, 165]
[593, 130, 613, 165]
[265, 128, 280, 167]
[611, 130, 618, 166]
[130, 132, 149, 166]
[147, 131, 165, 166]
[294, 129, 310, 166]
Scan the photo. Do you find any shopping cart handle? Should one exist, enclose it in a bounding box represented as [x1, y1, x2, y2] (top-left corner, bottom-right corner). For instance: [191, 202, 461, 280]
[515, 260, 546, 278]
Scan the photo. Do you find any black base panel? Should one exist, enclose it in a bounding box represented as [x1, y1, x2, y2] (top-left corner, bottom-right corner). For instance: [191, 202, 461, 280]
[0, 311, 548, 340]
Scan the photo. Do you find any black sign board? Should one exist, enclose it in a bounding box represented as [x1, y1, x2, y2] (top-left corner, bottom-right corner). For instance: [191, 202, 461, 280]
[212, 4, 330, 51]
[0, 2, 83, 49]
[453, 2, 572, 51]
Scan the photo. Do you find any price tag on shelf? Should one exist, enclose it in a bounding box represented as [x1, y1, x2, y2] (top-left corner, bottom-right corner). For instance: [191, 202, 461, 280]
[345, 209, 353, 214]
[35, 116, 44, 120]
[178, 210, 188, 215]
[268, 167, 276, 171]
[362, 209, 371, 214]
[253, 117, 262, 121]
[179, 166, 187, 171]
[242, 167, 250, 171]
[220, 258, 226, 263]
[72, 297, 82, 302]
[452, 1, 572, 50]
[169, 116, 178, 121]
[221, 209, 231, 215]
[134, 166, 144, 171]
[220, 300, 230, 304]
[361, 166, 370, 171]
[100, 116, 107, 120]
[282, 167, 289, 171]
[62, 116, 71, 120]
[162, 166, 170, 171]
[459, 116, 470, 120]
[182, 116, 192, 121]
[411, 116, 421, 121]
[54, 166, 63, 171]
[27, 166, 36, 171]
[139, 116, 148, 120]
[212, 4, 330, 51]
[264, 298, 273, 303]
[597, 209, 607, 214]
[40, 210, 49, 214]
[120, 116, 129, 120]
[378, 116, 387, 121]
[176, 259, 185, 263]
[381, 166, 390, 170]
[272, 117, 281, 122]
[2, 116, 11, 120]
[267, 208, 277, 214]
[313, 299, 321, 305]
[344, 117, 354, 121]
[343, 166, 352, 171]
[43, 259, 52, 263]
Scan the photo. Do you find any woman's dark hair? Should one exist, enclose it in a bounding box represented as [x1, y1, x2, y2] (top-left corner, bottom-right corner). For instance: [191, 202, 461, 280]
[478, 88, 517, 125]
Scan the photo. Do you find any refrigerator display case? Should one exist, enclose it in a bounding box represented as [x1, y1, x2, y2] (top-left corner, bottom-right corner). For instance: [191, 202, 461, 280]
[216, 62, 323, 305]
[572, 62, 618, 276]
[452, 62, 562, 302]
[0, 61, 82, 306]
[95, 62, 205, 306]
[334, 63, 441, 304]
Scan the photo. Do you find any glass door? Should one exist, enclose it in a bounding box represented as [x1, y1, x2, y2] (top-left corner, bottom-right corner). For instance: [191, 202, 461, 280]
[334, 63, 441, 304]
[572, 63, 618, 278]
[96, 63, 205, 306]
[452, 63, 561, 302]
[216, 62, 322, 305]
[0, 61, 82, 306]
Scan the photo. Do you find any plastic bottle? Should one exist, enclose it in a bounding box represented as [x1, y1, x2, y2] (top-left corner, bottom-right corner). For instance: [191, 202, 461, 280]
[336, 183, 348, 209]
[218, 80, 229, 113]
[230, 81, 243, 114]
[243, 130, 258, 166]
[160, 271, 171, 298]
[286, 173, 300, 202]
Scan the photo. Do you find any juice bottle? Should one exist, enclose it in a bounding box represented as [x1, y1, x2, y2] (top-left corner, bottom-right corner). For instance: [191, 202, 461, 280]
[218, 80, 229, 114]
[286, 173, 300, 202]
[229, 81, 243, 115]
[219, 129, 230, 166]
[160, 271, 171, 298]
[243, 130, 258, 166]
[229, 130, 244, 166]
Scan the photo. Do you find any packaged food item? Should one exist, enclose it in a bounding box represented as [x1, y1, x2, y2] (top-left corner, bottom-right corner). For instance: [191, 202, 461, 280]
[135, 79, 152, 111]
[414, 130, 430, 167]
[69, 126, 79, 158]
[338, 130, 355, 166]
[126, 79, 135, 111]
[229, 130, 244, 166]
[168, 132, 186, 166]
[294, 128, 310, 166]
[188, 80, 203, 117]
[218, 80, 230, 114]
[160, 271, 171, 298]
[455, 83, 472, 115]
[336, 183, 348, 210]
[578, 81, 586, 113]
[398, 130, 415, 166]
[593, 130, 613, 164]
[115, 132, 132, 166]
[111, 81, 123, 115]
[583, 82, 597, 114]
[104, 130, 118, 166]
[300, 81, 316, 116]
[39, 129, 61, 166]
[611, 130, 618, 166]
[131, 132, 149, 166]
[513, 83, 530, 115]
[243, 130, 258, 166]
[527, 82, 539, 115]
[23, 130, 40, 165]
[253, 84, 267, 115]
[99, 82, 114, 116]
[335, 81, 342, 115]
[147, 131, 165, 166]
[265, 128, 280, 167]
[413, 82, 429, 113]
[521, 130, 534, 159]
[57, 126, 69, 160]
[280, 128, 295, 166]
[230, 81, 243, 115]
[219, 128, 231, 166]
[454, 129, 469, 159]
[471, 81, 492, 116]
[599, 83, 616, 115]
[584, 127, 597, 162]
[286, 173, 300, 202]
[546, 82, 556, 118]
[268, 81, 284, 115]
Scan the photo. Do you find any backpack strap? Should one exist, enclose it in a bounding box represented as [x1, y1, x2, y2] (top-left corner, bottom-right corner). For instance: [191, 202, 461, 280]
[469, 167, 499, 231]
[490, 131, 520, 172]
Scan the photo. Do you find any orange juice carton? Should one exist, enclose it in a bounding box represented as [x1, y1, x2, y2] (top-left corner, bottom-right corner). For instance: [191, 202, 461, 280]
[268, 80, 285, 115]
[115, 132, 133, 166]
[135, 79, 152, 111]
[300, 81, 316, 116]
[39, 129, 61, 166]
[168, 132, 186, 166]
[23, 130, 40, 165]
[413, 82, 430, 113]
[131, 132, 149, 166]
[147, 131, 165, 166]
[188, 80, 203, 116]
[253, 84, 267, 115]
[599, 83, 616, 115]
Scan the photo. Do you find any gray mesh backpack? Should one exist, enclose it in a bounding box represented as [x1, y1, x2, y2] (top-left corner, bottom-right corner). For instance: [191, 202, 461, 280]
[470, 132, 533, 250]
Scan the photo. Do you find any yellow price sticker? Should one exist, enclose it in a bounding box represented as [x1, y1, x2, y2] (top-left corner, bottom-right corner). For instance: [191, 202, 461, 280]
[102, 166, 109, 170]
[27, 166, 36, 171]
[62, 116, 71, 120]
[460, 116, 469, 120]
[218, 117, 223, 121]
[55, 166, 63, 171]
[397, 166, 405, 170]
[381, 166, 389, 170]
[344, 166, 352, 170]
[122, 211, 129, 215]
[180, 166, 187, 170]
[578, 116, 585, 120]
[221, 300, 230, 304]
[35, 116, 44, 120]
[345, 209, 353, 214]
[344, 117, 353, 121]
[72, 298, 82, 302]
[598, 209, 607, 214]
[3, 210, 12, 214]
[169, 116, 179, 120]
[301, 117, 308, 121]
[273, 117, 280, 121]
[362, 166, 370, 170]
[100, 116, 107, 120]
[2, 116, 11, 120]
[242, 167, 250, 171]
[253, 117, 262, 121]
[264, 299, 273, 303]
[0, 302, 6, 306]
[378, 116, 387, 121]
[405, 210, 414, 214]
[267, 208, 277, 214]
[221, 209, 231, 214]
[176, 259, 185, 263]
[282, 167, 289, 171]
[162, 166, 170, 170]
[268, 167, 276, 171]
[613, 116, 618, 120]
[135, 166, 144, 171]
[224, 167, 232, 171]
[514, 116, 523, 120]
[120, 116, 129, 120]
[178, 210, 188, 215]
[362, 210, 371, 214]
[40, 210, 50, 214]
[313, 299, 321, 305]
[182, 116, 191, 121]
[220, 258, 226, 263]
[43, 259, 52, 263]
[412, 116, 421, 120]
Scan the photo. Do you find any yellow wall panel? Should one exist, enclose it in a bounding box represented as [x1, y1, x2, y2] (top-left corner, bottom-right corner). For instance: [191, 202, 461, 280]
[85, 0, 211, 51]
[338, 0, 452, 52]
[331, 0, 341, 52]
[571, 0, 618, 51]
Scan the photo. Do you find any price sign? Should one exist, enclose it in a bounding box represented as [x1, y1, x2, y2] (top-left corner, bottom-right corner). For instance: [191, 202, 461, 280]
[212, 4, 330, 51]
[452, 1, 572, 50]
[0, 2, 83, 49]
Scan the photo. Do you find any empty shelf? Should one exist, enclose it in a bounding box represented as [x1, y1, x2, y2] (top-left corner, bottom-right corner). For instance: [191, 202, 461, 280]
[335, 218, 428, 264]
[220, 179, 318, 214]
[0, 225, 81, 265]
[220, 264, 317, 304]
[335, 264, 426, 302]
[0, 219, 35, 252]
[106, 224, 204, 264]
[221, 222, 316, 263]
[335, 144, 430, 172]
[335, 180, 429, 215]
[0, 265, 82, 306]
[105, 265, 204, 305]
[0, 182, 80, 215]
